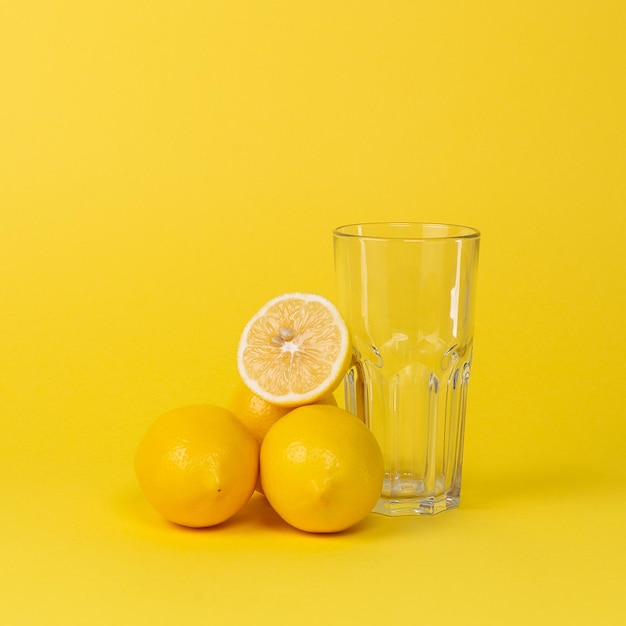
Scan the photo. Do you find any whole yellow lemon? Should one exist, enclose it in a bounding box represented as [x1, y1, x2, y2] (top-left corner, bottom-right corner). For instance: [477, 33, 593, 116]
[227, 383, 338, 494]
[260, 404, 383, 533]
[227, 382, 338, 447]
[134, 404, 258, 528]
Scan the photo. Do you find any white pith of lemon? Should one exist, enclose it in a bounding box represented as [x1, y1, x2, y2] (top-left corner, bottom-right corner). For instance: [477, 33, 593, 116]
[236, 293, 351, 407]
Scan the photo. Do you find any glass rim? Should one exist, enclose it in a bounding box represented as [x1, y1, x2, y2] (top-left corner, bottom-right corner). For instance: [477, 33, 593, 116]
[333, 221, 481, 242]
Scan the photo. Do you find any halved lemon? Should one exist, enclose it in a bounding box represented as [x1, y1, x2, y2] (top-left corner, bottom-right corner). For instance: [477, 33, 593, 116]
[237, 293, 351, 407]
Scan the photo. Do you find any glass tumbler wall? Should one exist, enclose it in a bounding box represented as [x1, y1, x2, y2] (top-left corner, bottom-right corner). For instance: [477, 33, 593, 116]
[333, 223, 480, 515]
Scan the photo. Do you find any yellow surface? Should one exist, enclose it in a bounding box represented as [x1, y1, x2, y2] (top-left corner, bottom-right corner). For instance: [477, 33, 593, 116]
[1, 2, 624, 624]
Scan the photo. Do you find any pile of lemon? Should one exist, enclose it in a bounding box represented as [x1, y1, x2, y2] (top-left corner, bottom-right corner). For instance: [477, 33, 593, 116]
[134, 293, 384, 534]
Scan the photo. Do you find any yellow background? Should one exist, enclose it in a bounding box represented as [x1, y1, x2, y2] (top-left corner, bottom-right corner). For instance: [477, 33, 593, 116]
[1, 2, 625, 624]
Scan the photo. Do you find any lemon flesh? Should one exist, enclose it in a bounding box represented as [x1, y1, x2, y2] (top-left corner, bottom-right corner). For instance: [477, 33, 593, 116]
[237, 293, 351, 407]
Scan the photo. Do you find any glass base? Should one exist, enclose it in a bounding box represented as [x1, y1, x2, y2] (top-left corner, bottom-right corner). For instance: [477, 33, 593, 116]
[372, 474, 462, 515]
[373, 494, 460, 516]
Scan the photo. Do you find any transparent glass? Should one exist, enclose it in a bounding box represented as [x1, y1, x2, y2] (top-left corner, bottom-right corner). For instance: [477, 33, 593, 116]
[333, 223, 480, 515]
